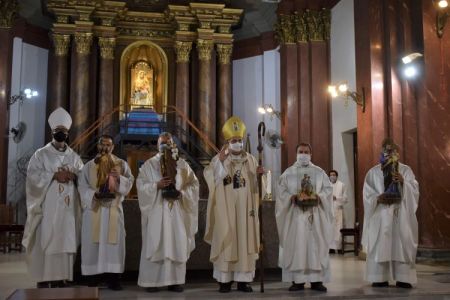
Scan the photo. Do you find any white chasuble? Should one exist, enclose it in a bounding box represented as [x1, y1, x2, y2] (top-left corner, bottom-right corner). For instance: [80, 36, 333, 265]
[362, 163, 419, 283]
[204, 153, 264, 283]
[22, 143, 83, 282]
[136, 154, 199, 287]
[79, 156, 134, 275]
[276, 162, 333, 283]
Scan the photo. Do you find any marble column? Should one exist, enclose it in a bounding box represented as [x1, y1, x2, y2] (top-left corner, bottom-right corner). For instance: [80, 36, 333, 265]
[216, 43, 233, 146]
[0, 0, 17, 203]
[98, 37, 115, 133]
[46, 33, 70, 142]
[174, 41, 192, 143]
[70, 32, 93, 146]
[197, 39, 215, 155]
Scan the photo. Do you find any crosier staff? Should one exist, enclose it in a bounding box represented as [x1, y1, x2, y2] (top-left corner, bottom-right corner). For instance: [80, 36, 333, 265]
[257, 121, 265, 293]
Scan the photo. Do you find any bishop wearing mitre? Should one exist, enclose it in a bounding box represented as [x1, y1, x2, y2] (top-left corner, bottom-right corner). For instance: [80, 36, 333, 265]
[204, 116, 265, 293]
[136, 132, 199, 293]
[22, 107, 84, 288]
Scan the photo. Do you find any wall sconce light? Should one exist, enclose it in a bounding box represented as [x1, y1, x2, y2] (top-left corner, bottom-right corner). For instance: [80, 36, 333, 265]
[401, 52, 423, 79]
[328, 83, 366, 113]
[8, 88, 38, 106]
[258, 104, 282, 120]
[436, 0, 449, 37]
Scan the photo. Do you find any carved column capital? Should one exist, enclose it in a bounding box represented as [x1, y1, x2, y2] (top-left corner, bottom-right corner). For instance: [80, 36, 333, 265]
[274, 14, 295, 44]
[197, 39, 214, 61]
[174, 41, 192, 63]
[216, 44, 233, 65]
[74, 32, 93, 55]
[52, 34, 71, 57]
[98, 37, 116, 60]
[293, 11, 308, 43]
[0, 0, 18, 28]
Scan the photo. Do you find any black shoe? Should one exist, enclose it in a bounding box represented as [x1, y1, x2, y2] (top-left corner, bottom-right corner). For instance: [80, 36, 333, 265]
[168, 284, 184, 292]
[37, 281, 50, 288]
[311, 282, 327, 292]
[372, 281, 389, 287]
[106, 273, 123, 291]
[146, 287, 159, 293]
[53, 281, 68, 288]
[237, 282, 253, 292]
[289, 282, 305, 291]
[329, 249, 336, 254]
[219, 282, 232, 293]
[396, 281, 412, 289]
[86, 275, 99, 287]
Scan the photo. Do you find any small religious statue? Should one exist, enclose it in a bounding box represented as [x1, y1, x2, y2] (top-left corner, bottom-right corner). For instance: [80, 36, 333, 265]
[160, 143, 181, 204]
[378, 143, 402, 205]
[295, 174, 319, 210]
[131, 61, 154, 107]
[94, 152, 121, 202]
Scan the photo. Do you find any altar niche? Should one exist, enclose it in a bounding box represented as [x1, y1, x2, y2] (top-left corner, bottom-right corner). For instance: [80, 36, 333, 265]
[120, 41, 168, 114]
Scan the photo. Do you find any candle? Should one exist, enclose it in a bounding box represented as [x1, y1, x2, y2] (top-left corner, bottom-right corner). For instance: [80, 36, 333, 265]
[266, 170, 272, 197]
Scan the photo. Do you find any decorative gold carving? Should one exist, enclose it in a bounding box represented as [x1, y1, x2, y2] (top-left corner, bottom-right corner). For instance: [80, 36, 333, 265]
[174, 41, 192, 63]
[216, 44, 232, 65]
[276, 9, 331, 43]
[178, 22, 190, 31]
[117, 27, 173, 38]
[74, 32, 93, 55]
[293, 11, 308, 42]
[99, 37, 116, 59]
[56, 15, 70, 24]
[52, 33, 71, 56]
[75, 5, 95, 22]
[320, 8, 331, 41]
[305, 9, 323, 41]
[0, 0, 18, 28]
[197, 39, 214, 61]
[199, 20, 212, 29]
[274, 14, 295, 44]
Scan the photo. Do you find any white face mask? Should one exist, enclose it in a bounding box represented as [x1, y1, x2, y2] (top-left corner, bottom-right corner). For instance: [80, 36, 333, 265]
[330, 175, 337, 183]
[297, 153, 311, 166]
[229, 142, 243, 152]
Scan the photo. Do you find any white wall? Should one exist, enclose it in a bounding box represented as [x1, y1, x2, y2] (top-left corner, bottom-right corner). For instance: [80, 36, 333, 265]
[330, 0, 357, 228]
[232, 49, 281, 197]
[7, 37, 48, 223]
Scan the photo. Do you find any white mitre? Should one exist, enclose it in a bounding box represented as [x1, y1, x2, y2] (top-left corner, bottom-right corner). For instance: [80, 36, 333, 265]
[48, 107, 72, 130]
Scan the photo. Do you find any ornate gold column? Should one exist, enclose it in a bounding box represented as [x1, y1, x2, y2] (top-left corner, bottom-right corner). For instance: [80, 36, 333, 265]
[70, 31, 93, 143]
[0, 0, 18, 203]
[174, 41, 192, 142]
[216, 43, 233, 146]
[197, 38, 215, 154]
[98, 37, 116, 130]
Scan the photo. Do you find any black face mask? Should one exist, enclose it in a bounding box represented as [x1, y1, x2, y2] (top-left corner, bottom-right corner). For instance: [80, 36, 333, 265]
[53, 131, 68, 142]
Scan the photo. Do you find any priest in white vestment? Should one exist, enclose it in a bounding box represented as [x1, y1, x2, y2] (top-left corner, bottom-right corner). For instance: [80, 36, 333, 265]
[22, 107, 83, 288]
[79, 135, 134, 290]
[137, 132, 199, 293]
[204, 116, 265, 293]
[329, 169, 348, 253]
[362, 138, 419, 289]
[276, 143, 333, 292]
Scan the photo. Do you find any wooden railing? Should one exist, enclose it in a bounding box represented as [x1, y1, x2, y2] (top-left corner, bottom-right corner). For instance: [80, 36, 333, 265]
[69, 104, 219, 154]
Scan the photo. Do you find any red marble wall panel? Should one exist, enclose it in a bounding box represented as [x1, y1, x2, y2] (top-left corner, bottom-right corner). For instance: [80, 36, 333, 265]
[280, 44, 299, 169]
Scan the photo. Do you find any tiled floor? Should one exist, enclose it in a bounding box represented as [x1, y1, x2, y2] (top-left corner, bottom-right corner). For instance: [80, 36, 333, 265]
[1, 253, 450, 299]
